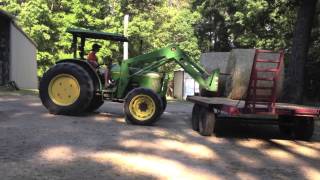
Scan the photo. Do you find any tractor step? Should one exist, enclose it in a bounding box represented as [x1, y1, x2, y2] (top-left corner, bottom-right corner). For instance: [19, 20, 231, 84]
[102, 87, 117, 98]
[103, 87, 117, 93]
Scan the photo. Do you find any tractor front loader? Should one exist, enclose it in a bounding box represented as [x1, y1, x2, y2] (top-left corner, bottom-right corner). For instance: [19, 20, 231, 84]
[39, 29, 219, 125]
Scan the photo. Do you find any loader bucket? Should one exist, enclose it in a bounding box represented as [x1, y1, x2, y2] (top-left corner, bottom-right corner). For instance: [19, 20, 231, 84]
[205, 68, 220, 92]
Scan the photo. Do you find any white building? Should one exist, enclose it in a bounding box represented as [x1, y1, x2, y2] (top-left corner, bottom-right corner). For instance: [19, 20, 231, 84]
[0, 10, 38, 89]
[173, 70, 199, 100]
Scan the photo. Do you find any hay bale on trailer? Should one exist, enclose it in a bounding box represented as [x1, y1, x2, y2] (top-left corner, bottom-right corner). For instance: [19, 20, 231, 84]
[225, 49, 284, 100]
[225, 49, 256, 99]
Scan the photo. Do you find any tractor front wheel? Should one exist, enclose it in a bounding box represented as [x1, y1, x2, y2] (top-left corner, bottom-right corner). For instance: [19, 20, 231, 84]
[39, 63, 94, 115]
[124, 88, 163, 125]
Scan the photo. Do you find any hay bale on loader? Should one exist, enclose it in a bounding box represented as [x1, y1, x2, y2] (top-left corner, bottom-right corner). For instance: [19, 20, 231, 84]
[225, 49, 284, 100]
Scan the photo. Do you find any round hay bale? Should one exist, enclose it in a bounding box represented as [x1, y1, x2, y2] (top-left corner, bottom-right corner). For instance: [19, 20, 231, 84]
[200, 52, 232, 96]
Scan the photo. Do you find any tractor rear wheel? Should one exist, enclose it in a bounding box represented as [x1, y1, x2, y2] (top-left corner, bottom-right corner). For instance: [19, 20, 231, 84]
[39, 63, 94, 115]
[161, 96, 167, 113]
[124, 88, 163, 125]
[85, 95, 104, 112]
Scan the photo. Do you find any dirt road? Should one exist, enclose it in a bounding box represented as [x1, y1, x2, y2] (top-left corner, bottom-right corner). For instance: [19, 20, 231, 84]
[0, 94, 319, 180]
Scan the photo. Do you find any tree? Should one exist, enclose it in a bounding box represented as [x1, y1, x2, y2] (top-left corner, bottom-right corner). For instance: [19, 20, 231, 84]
[284, 0, 318, 103]
[124, 1, 201, 71]
[193, 0, 296, 52]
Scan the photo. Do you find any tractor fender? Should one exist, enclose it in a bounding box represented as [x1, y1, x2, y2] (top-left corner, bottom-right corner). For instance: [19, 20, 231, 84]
[56, 59, 102, 92]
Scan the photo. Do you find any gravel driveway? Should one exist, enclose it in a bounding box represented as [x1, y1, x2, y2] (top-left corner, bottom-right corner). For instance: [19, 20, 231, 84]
[0, 94, 319, 180]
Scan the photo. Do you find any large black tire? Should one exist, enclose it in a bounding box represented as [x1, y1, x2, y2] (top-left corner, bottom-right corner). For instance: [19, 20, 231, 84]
[294, 117, 314, 140]
[278, 116, 314, 140]
[85, 95, 104, 112]
[278, 116, 294, 136]
[161, 96, 167, 113]
[124, 88, 163, 125]
[191, 104, 201, 131]
[198, 107, 215, 136]
[39, 63, 94, 115]
[279, 124, 294, 136]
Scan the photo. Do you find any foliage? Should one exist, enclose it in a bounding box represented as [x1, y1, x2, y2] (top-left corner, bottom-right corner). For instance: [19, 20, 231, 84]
[1, 0, 201, 76]
[193, 0, 297, 52]
[1, 0, 320, 101]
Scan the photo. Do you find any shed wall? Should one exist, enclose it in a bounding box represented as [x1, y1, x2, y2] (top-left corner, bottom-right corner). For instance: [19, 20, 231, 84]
[0, 18, 10, 85]
[10, 23, 38, 89]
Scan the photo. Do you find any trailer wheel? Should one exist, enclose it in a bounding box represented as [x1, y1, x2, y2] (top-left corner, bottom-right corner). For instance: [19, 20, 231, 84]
[39, 63, 94, 115]
[124, 88, 163, 125]
[85, 95, 104, 112]
[191, 104, 201, 131]
[279, 124, 293, 136]
[198, 107, 215, 136]
[278, 116, 294, 136]
[294, 117, 314, 140]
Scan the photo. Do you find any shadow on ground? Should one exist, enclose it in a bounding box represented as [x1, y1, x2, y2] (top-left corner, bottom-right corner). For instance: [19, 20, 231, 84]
[0, 95, 319, 179]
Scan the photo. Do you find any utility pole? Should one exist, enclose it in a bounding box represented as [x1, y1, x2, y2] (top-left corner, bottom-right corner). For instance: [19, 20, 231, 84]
[123, 14, 129, 60]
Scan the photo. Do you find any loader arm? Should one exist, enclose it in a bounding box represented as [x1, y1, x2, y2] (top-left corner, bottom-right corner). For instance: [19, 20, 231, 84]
[117, 44, 220, 98]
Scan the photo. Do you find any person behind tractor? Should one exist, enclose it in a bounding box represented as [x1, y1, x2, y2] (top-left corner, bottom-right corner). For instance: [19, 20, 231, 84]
[87, 43, 112, 88]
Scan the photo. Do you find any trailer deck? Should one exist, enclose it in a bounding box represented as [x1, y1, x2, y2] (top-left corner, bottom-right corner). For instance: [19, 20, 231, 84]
[187, 96, 319, 139]
[186, 49, 319, 139]
[187, 96, 320, 118]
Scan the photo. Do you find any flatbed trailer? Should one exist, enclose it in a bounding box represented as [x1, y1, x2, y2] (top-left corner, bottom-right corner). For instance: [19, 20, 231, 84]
[186, 96, 319, 139]
[187, 49, 320, 140]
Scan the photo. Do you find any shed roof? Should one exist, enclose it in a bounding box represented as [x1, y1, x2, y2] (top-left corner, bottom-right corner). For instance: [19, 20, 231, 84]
[0, 9, 37, 47]
[0, 9, 15, 20]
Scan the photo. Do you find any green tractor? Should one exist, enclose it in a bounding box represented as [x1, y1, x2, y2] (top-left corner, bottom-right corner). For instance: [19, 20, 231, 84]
[39, 28, 220, 125]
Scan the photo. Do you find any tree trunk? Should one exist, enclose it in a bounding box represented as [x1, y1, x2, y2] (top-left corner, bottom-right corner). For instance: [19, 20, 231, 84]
[284, 0, 318, 103]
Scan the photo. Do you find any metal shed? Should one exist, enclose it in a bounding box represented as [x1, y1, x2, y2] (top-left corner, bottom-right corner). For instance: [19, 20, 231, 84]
[0, 10, 38, 89]
[173, 70, 199, 100]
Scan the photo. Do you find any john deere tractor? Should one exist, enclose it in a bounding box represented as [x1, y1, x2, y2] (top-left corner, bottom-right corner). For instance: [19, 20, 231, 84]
[39, 28, 219, 125]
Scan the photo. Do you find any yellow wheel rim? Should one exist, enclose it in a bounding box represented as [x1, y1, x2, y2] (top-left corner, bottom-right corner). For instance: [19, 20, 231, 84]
[48, 74, 80, 106]
[129, 95, 156, 121]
